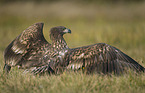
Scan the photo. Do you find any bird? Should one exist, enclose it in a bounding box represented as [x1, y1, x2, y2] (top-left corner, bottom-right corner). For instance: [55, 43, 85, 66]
[31, 27, 145, 75]
[4, 23, 145, 75]
[3, 22, 71, 74]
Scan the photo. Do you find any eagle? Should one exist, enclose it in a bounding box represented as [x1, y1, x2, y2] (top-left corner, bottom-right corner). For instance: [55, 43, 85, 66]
[31, 26, 145, 75]
[4, 23, 145, 75]
[3, 23, 71, 74]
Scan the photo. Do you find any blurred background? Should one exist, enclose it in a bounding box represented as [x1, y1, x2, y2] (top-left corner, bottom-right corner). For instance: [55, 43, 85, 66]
[0, 0, 145, 67]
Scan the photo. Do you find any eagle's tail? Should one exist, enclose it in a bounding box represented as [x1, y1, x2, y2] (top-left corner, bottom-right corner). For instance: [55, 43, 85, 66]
[3, 64, 11, 73]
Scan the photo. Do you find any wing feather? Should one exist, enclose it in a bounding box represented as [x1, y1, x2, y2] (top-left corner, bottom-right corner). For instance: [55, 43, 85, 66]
[30, 43, 144, 75]
[65, 43, 144, 74]
[4, 23, 51, 73]
[19, 27, 145, 75]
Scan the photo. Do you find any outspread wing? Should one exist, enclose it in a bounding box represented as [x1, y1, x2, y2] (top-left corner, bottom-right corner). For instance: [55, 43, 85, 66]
[4, 23, 51, 72]
[65, 43, 145, 74]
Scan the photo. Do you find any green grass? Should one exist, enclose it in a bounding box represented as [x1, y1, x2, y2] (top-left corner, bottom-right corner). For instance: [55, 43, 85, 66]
[0, 71, 145, 93]
[0, 1, 145, 93]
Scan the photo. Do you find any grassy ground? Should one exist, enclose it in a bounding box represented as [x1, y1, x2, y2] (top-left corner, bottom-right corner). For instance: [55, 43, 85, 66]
[0, 1, 145, 93]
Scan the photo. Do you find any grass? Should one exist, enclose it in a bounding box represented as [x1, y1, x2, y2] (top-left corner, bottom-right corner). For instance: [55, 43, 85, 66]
[0, 1, 145, 93]
[0, 71, 145, 93]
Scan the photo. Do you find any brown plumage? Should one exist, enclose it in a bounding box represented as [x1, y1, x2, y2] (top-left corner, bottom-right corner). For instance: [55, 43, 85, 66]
[4, 23, 145, 75]
[30, 26, 71, 74]
[3, 23, 51, 73]
[32, 27, 145, 75]
[3, 23, 71, 74]
[64, 43, 145, 74]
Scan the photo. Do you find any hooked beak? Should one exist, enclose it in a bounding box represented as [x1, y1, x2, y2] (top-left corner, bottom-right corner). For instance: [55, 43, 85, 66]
[63, 28, 71, 34]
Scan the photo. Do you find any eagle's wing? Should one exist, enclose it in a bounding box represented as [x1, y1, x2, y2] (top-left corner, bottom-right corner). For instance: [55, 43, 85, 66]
[65, 43, 144, 74]
[4, 23, 51, 73]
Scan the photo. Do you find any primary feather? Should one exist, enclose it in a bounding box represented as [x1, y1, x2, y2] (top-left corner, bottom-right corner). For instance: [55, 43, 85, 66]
[64, 43, 144, 74]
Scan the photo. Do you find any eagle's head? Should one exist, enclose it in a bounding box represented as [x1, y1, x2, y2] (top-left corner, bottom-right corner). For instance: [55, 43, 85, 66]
[50, 26, 71, 40]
